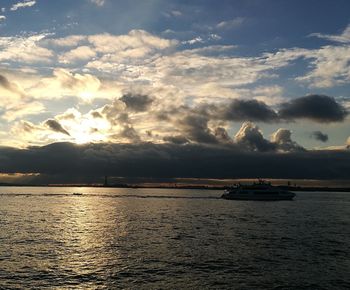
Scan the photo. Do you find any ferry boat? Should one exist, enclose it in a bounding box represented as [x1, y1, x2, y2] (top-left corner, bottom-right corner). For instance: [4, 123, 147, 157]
[221, 180, 296, 201]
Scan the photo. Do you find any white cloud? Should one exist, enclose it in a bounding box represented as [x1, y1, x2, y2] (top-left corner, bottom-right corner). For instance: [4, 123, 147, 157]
[251, 86, 284, 105]
[10, 0, 36, 11]
[182, 34, 221, 45]
[45, 35, 86, 47]
[171, 10, 182, 17]
[1, 29, 348, 108]
[262, 44, 350, 89]
[5, 30, 330, 96]
[32, 68, 101, 102]
[0, 73, 45, 122]
[148, 49, 282, 91]
[216, 17, 245, 30]
[208, 33, 221, 40]
[0, 30, 292, 100]
[296, 45, 350, 88]
[88, 30, 178, 54]
[296, 24, 350, 87]
[182, 36, 204, 45]
[59, 45, 96, 63]
[2, 101, 44, 121]
[0, 33, 53, 63]
[0, 15, 5, 21]
[163, 10, 182, 18]
[271, 128, 303, 152]
[310, 24, 350, 43]
[90, 0, 105, 6]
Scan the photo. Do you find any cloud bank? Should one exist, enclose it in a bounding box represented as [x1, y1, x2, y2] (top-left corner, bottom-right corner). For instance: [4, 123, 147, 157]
[0, 142, 349, 183]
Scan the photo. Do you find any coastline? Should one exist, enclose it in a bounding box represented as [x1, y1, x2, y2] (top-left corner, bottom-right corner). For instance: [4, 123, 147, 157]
[1, 183, 350, 192]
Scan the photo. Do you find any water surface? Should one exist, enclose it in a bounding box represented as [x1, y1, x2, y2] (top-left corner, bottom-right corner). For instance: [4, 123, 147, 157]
[0, 187, 349, 289]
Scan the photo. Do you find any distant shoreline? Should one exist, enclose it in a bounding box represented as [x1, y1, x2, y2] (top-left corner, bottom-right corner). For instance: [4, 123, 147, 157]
[1, 183, 350, 192]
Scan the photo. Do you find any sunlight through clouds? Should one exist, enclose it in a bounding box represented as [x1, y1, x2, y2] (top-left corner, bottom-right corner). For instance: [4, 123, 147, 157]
[0, 1, 349, 152]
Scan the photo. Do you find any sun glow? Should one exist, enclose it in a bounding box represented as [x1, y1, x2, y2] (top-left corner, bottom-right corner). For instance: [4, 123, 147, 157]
[58, 114, 111, 144]
[74, 131, 97, 144]
[78, 91, 94, 101]
[72, 126, 108, 144]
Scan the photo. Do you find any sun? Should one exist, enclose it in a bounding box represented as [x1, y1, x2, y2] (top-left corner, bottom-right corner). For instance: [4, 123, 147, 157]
[74, 131, 94, 144]
[72, 126, 107, 144]
[72, 129, 108, 144]
[69, 117, 110, 144]
[78, 91, 94, 101]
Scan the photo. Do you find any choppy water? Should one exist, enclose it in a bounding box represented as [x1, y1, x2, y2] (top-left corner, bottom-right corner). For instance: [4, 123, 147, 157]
[0, 187, 349, 289]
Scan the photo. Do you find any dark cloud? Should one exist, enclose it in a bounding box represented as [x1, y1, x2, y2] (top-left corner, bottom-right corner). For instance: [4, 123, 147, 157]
[163, 135, 189, 144]
[120, 93, 153, 112]
[44, 119, 70, 136]
[271, 128, 305, 152]
[91, 111, 103, 118]
[21, 121, 36, 133]
[233, 124, 304, 152]
[221, 99, 279, 122]
[117, 112, 129, 123]
[279, 95, 348, 123]
[101, 99, 125, 122]
[311, 131, 329, 142]
[0, 74, 24, 96]
[214, 127, 232, 143]
[234, 122, 276, 152]
[183, 95, 347, 126]
[156, 112, 171, 121]
[86, 96, 347, 153]
[118, 125, 141, 142]
[0, 75, 14, 91]
[0, 142, 349, 183]
[178, 114, 218, 144]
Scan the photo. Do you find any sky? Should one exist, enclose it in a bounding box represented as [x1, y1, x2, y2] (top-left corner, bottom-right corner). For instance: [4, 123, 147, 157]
[0, 0, 350, 184]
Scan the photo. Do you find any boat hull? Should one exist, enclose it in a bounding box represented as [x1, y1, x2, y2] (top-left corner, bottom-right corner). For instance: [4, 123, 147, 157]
[221, 191, 295, 201]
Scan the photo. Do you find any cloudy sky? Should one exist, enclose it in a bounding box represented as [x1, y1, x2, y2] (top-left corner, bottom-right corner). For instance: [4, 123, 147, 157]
[0, 0, 350, 184]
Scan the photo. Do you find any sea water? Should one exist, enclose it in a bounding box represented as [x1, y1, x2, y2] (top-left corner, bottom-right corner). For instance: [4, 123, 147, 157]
[0, 187, 349, 289]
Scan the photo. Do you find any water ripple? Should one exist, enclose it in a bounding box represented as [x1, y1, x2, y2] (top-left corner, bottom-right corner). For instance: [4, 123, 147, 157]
[0, 187, 349, 289]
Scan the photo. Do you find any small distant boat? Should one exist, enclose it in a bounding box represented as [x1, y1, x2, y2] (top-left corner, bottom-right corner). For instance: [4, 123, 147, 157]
[221, 180, 295, 201]
[72, 192, 83, 196]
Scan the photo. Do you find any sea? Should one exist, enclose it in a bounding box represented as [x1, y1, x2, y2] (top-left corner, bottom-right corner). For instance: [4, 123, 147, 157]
[0, 187, 349, 289]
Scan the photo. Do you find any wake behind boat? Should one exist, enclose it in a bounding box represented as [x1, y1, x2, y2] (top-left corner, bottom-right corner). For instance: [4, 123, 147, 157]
[221, 180, 296, 201]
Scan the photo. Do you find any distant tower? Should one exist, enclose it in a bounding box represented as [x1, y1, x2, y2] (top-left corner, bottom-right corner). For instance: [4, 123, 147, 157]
[104, 176, 108, 187]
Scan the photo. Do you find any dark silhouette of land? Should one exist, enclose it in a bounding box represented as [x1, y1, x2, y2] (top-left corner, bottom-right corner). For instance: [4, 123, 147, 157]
[1, 181, 350, 192]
